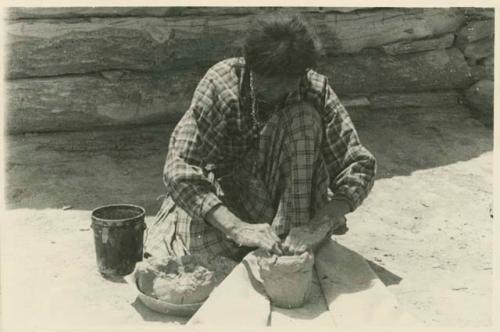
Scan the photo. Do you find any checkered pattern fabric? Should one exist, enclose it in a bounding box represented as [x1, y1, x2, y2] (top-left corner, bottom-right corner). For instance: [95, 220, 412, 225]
[144, 57, 376, 259]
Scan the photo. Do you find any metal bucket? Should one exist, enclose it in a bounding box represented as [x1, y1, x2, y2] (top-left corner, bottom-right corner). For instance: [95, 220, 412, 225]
[91, 204, 146, 277]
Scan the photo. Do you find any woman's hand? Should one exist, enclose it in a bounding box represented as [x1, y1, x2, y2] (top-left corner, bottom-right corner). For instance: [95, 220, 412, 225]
[206, 205, 282, 255]
[228, 223, 283, 255]
[282, 199, 351, 254]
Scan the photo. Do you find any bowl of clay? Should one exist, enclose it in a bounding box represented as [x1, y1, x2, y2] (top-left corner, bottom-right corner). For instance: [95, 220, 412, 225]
[135, 286, 203, 317]
[127, 254, 237, 316]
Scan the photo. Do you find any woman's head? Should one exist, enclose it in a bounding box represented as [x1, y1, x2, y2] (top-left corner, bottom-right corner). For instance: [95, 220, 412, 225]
[242, 13, 322, 78]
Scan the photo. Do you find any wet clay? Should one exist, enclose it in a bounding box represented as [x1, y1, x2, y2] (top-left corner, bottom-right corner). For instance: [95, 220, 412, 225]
[152, 265, 214, 304]
[284, 222, 331, 253]
[136, 255, 236, 305]
[257, 251, 314, 308]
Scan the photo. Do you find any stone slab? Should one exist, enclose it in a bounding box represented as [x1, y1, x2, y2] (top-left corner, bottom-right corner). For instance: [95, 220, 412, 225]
[187, 254, 271, 326]
[316, 240, 421, 326]
[188, 241, 418, 327]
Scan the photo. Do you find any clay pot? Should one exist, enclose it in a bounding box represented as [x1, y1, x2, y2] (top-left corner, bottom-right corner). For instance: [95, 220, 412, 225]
[258, 251, 314, 308]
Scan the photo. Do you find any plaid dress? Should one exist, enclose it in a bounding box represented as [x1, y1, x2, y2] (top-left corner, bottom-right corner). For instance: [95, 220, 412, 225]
[144, 57, 376, 260]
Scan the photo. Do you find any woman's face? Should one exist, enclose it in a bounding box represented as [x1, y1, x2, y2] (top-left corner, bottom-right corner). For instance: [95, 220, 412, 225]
[252, 72, 301, 105]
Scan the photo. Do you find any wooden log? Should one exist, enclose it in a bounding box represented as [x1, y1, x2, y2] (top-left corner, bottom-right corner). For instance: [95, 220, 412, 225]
[6, 16, 246, 79]
[456, 20, 494, 45]
[482, 55, 494, 68]
[469, 55, 494, 81]
[458, 38, 494, 62]
[314, 8, 464, 54]
[7, 8, 466, 79]
[382, 34, 455, 55]
[12, 69, 371, 134]
[323, 48, 473, 95]
[463, 8, 495, 20]
[6, 70, 201, 134]
[8, 48, 474, 133]
[341, 96, 371, 108]
[314, 7, 366, 13]
[369, 91, 461, 109]
[7, 7, 373, 20]
[470, 65, 488, 82]
[465, 79, 493, 127]
[482, 56, 494, 79]
[7, 7, 273, 19]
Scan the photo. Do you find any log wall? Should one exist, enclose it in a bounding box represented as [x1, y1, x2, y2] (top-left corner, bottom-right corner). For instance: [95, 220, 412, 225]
[6, 7, 495, 133]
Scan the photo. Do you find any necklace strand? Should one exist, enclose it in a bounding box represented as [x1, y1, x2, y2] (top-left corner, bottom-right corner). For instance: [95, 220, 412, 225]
[249, 71, 264, 129]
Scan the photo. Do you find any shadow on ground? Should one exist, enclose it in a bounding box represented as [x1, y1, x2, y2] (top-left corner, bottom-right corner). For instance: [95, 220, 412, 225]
[349, 106, 493, 180]
[5, 105, 493, 214]
[366, 260, 402, 286]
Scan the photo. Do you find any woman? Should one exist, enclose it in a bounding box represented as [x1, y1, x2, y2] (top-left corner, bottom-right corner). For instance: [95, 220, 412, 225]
[145, 13, 376, 261]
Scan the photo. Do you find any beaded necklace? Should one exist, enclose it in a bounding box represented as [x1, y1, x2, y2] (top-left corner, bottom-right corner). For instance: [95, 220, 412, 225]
[249, 71, 302, 138]
[249, 71, 264, 130]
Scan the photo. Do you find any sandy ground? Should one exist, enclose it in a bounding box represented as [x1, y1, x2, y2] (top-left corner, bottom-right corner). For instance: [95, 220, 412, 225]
[4, 104, 493, 327]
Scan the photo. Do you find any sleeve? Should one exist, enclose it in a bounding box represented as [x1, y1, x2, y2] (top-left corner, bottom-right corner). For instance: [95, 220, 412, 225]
[321, 79, 377, 212]
[162, 69, 224, 221]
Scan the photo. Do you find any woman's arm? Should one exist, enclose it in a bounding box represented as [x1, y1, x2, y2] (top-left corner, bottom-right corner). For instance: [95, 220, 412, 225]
[164, 67, 282, 254]
[321, 79, 377, 212]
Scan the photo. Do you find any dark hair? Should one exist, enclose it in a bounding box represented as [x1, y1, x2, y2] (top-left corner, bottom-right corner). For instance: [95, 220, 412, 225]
[242, 13, 322, 78]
